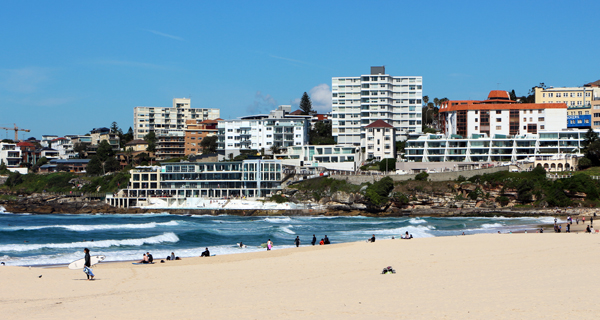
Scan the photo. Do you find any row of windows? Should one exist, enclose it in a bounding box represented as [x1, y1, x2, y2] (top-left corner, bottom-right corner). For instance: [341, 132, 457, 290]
[474, 125, 546, 131]
[543, 92, 590, 98]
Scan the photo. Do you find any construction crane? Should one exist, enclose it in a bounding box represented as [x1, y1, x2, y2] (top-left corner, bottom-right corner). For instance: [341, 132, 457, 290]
[0, 123, 31, 142]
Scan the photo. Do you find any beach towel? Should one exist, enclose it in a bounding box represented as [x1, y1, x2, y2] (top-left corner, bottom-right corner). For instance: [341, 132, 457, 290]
[83, 266, 94, 277]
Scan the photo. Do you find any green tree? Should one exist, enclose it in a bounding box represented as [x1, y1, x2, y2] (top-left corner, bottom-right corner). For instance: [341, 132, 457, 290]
[0, 161, 9, 174]
[144, 131, 157, 152]
[309, 121, 335, 145]
[365, 176, 395, 207]
[88, 140, 119, 175]
[579, 157, 592, 170]
[270, 144, 282, 156]
[516, 179, 535, 203]
[422, 95, 429, 106]
[110, 121, 121, 135]
[509, 90, 517, 101]
[4, 171, 22, 187]
[415, 171, 429, 181]
[200, 135, 218, 154]
[299, 92, 313, 115]
[73, 142, 89, 159]
[378, 158, 395, 172]
[32, 157, 49, 172]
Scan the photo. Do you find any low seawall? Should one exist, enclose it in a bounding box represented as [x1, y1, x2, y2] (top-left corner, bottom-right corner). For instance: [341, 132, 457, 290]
[329, 166, 509, 184]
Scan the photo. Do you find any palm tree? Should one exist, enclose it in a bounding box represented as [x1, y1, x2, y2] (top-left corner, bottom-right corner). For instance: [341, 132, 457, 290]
[422, 95, 429, 107]
[433, 97, 440, 108]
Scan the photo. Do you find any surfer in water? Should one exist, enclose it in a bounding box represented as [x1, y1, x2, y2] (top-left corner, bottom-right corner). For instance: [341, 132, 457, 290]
[83, 248, 95, 281]
[311, 234, 316, 246]
[294, 236, 300, 247]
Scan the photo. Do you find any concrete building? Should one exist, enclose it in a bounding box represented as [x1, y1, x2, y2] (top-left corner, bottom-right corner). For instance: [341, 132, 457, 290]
[332, 66, 423, 146]
[155, 131, 185, 161]
[440, 90, 567, 138]
[106, 159, 284, 208]
[133, 98, 220, 140]
[185, 119, 220, 156]
[534, 85, 600, 129]
[405, 129, 588, 163]
[281, 145, 363, 172]
[0, 142, 22, 167]
[217, 105, 310, 159]
[365, 120, 395, 161]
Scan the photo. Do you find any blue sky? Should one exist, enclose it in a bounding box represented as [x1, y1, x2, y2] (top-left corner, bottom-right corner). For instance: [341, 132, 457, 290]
[1, 1, 599, 139]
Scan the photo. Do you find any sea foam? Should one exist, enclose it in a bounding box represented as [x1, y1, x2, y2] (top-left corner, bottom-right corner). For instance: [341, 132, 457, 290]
[4, 221, 179, 232]
[0, 232, 180, 252]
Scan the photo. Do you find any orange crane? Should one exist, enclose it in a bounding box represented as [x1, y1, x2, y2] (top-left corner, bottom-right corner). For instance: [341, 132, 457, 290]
[0, 123, 31, 142]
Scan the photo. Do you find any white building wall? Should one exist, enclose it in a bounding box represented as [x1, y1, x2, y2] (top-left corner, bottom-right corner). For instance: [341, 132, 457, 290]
[545, 109, 567, 131]
[134, 98, 220, 140]
[332, 69, 423, 147]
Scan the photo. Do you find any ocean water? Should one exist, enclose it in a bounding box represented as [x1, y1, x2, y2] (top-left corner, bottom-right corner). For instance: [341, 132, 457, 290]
[0, 206, 559, 266]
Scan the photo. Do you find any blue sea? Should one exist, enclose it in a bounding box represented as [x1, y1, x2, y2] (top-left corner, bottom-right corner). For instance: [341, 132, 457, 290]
[0, 206, 559, 266]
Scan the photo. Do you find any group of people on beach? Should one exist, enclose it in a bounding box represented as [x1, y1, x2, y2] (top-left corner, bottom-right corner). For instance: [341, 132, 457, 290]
[138, 252, 154, 264]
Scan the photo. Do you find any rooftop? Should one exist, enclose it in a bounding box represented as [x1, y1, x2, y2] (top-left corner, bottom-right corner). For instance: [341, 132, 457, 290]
[365, 120, 394, 128]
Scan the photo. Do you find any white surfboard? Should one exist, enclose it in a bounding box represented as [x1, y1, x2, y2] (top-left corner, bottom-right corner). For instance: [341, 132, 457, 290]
[68, 255, 106, 270]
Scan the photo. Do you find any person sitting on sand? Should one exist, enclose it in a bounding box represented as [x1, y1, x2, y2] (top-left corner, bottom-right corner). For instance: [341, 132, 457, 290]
[319, 239, 324, 245]
[402, 231, 409, 239]
[139, 253, 149, 264]
[369, 234, 375, 242]
[586, 225, 592, 233]
[324, 235, 330, 245]
[201, 248, 210, 257]
[171, 252, 175, 260]
[146, 252, 153, 263]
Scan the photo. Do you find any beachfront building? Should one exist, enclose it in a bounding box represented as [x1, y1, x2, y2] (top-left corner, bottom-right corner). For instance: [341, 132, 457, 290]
[332, 66, 422, 146]
[440, 90, 567, 138]
[185, 119, 220, 156]
[133, 98, 220, 140]
[155, 131, 185, 161]
[534, 85, 600, 129]
[365, 120, 395, 161]
[405, 129, 590, 163]
[281, 145, 363, 171]
[0, 142, 22, 167]
[217, 105, 310, 159]
[106, 159, 284, 208]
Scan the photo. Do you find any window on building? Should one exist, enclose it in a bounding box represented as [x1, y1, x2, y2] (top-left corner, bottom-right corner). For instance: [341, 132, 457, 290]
[539, 117, 545, 122]
[549, 93, 553, 97]
[540, 125, 544, 130]
[577, 92, 583, 97]
[538, 110, 543, 113]
[496, 126, 501, 130]
[496, 118, 501, 122]
[556, 93, 561, 97]
[523, 118, 527, 122]
[496, 110, 501, 114]
[529, 117, 533, 122]
[475, 126, 478, 130]
[475, 118, 478, 122]
[586, 92, 591, 97]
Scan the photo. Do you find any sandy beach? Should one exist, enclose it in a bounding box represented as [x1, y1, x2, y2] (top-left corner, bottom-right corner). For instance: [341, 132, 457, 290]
[1, 225, 599, 319]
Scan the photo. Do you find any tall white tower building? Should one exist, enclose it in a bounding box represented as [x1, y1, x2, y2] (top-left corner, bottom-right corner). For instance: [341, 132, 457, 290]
[332, 66, 422, 146]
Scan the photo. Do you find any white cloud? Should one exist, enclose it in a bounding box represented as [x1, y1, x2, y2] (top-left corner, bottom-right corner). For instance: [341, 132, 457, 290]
[0, 67, 51, 94]
[308, 83, 332, 113]
[144, 29, 184, 41]
[247, 91, 278, 114]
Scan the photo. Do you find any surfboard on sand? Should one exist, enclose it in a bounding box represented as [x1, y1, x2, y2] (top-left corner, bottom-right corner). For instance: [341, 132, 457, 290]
[68, 255, 105, 270]
[236, 243, 247, 248]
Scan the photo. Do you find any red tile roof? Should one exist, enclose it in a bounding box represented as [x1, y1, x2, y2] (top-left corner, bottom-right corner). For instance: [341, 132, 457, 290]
[440, 90, 567, 113]
[17, 142, 35, 147]
[289, 110, 304, 115]
[365, 120, 394, 128]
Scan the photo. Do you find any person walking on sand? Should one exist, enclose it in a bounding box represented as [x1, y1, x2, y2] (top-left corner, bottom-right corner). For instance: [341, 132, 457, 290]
[294, 236, 300, 247]
[267, 239, 273, 251]
[311, 234, 316, 246]
[83, 248, 95, 281]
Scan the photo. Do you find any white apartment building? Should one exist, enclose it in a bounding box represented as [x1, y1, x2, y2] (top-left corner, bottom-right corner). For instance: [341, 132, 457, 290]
[365, 120, 396, 161]
[0, 142, 22, 167]
[134, 98, 220, 140]
[217, 106, 310, 159]
[332, 66, 422, 147]
[440, 90, 567, 138]
[281, 145, 363, 172]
